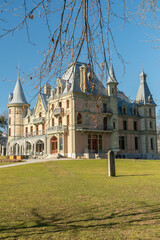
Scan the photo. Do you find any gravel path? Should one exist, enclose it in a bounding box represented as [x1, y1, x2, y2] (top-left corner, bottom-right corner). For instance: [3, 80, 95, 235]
[0, 158, 75, 169]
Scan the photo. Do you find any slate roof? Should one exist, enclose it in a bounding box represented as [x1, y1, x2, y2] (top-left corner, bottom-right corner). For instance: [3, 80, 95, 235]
[136, 71, 156, 105]
[40, 94, 48, 112]
[118, 91, 140, 117]
[9, 77, 29, 105]
[60, 62, 107, 96]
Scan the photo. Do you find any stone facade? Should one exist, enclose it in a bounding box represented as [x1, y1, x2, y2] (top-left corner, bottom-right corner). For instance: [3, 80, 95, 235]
[6, 62, 159, 159]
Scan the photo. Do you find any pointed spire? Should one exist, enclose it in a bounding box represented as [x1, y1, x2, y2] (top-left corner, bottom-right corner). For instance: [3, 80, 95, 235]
[107, 62, 118, 84]
[136, 70, 155, 105]
[17, 64, 20, 81]
[9, 69, 29, 106]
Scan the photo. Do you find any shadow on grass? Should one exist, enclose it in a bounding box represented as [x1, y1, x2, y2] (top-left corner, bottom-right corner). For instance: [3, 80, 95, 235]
[117, 174, 154, 177]
[1, 204, 160, 239]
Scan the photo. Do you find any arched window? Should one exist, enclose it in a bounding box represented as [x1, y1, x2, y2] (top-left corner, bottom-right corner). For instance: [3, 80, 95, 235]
[77, 113, 82, 124]
[122, 106, 126, 114]
[39, 112, 42, 118]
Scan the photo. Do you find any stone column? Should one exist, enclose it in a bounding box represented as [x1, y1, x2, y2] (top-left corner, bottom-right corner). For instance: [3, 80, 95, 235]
[44, 137, 47, 154]
[2, 146, 4, 156]
[34, 142, 36, 158]
[16, 144, 18, 156]
[108, 150, 116, 177]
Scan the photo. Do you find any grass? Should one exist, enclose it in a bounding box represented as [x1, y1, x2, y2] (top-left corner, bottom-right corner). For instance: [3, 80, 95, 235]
[0, 162, 18, 165]
[0, 159, 160, 239]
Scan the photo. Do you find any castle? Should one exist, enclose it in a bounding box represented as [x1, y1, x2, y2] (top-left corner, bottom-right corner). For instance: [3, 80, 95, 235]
[6, 62, 158, 159]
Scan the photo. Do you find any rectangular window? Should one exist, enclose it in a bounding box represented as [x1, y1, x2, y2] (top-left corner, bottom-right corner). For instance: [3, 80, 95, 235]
[149, 108, 152, 117]
[123, 120, 127, 130]
[42, 124, 45, 133]
[151, 138, 154, 150]
[59, 117, 62, 125]
[88, 135, 91, 150]
[150, 121, 153, 129]
[36, 125, 38, 135]
[30, 126, 33, 134]
[103, 103, 107, 113]
[52, 118, 54, 126]
[9, 109, 11, 114]
[9, 128, 11, 136]
[119, 136, 125, 150]
[59, 102, 62, 108]
[52, 104, 54, 110]
[59, 137, 63, 150]
[67, 115, 69, 126]
[28, 116, 30, 123]
[134, 121, 137, 131]
[99, 135, 102, 151]
[135, 137, 138, 150]
[9, 117, 11, 125]
[26, 127, 28, 137]
[113, 121, 116, 129]
[103, 117, 107, 130]
[67, 100, 69, 108]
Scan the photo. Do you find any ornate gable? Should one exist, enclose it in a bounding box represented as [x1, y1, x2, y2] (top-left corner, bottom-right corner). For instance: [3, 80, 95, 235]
[34, 95, 45, 117]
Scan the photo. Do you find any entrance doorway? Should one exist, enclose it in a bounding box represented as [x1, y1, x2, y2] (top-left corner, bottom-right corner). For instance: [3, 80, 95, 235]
[51, 136, 58, 154]
[92, 135, 98, 153]
[36, 140, 44, 155]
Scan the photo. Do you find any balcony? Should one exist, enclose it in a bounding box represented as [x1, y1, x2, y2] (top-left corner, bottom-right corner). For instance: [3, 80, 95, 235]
[33, 117, 45, 124]
[102, 108, 112, 116]
[76, 124, 113, 133]
[53, 108, 64, 116]
[47, 125, 68, 134]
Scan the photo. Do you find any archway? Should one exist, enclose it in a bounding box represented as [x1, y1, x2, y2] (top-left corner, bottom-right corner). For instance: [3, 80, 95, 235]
[36, 140, 44, 155]
[13, 143, 20, 155]
[51, 136, 57, 154]
[26, 141, 32, 155]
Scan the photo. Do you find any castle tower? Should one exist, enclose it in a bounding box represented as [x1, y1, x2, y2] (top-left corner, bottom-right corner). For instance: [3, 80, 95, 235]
[7, 72, 29, 141]
[107, 63, 119, 153]
[107, 62, 118, 96]
[136, 70, 158, 159]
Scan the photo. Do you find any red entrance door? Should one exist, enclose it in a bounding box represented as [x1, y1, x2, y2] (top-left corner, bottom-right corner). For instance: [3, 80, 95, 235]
[51, 136, 57, 154]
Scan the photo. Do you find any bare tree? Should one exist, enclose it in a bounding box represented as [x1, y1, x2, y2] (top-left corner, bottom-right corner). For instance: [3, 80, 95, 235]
[0, 111, 8, 134]
[0, 0, 159, 88]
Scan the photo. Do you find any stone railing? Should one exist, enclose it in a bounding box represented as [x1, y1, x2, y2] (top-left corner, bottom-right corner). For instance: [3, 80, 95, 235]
[102, 108, 112, 114]
[47, 125, 68, 133]
[76, 124, 113, 132]
[53, 108, 64, 116]
[33, 117, 45, 124]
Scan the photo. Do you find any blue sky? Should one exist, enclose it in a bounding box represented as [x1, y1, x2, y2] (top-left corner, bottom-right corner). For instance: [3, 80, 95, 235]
[0, 1, 160, 118]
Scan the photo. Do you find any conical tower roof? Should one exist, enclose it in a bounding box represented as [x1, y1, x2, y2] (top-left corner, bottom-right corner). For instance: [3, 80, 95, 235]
[107, 62, 118, 84]
[9, 72, 29, 105]
[136, 71, 155, 105]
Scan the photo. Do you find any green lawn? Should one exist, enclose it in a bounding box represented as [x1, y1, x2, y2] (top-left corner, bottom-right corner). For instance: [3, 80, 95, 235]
[0, 159, 160, 240]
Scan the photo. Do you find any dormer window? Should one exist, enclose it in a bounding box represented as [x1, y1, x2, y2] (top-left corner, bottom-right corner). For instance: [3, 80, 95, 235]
[149, 108, 152, 117]
[59, 87, 62, 94]
[28, 116, 30, 123]
[122, 106, 126, 114]
[133, 108, 136, 115]
[77, 113, 82, 124]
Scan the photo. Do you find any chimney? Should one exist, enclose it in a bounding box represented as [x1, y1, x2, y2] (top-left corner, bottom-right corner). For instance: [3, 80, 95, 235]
[44, 84, 51, 95]
[79, 64, 88, 93]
